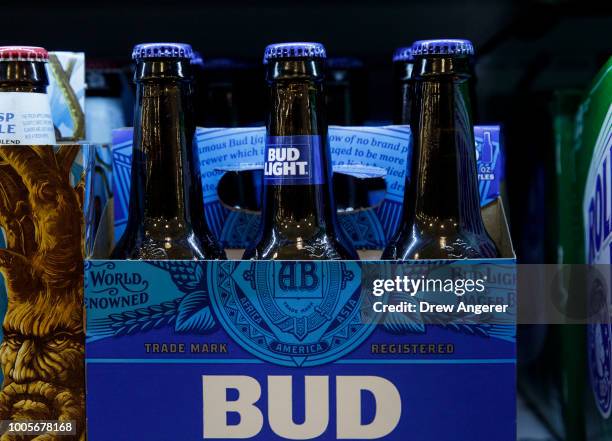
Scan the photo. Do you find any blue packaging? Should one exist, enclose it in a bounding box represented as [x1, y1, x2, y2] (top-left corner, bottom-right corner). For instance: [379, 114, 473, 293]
[111, 125, 504, 249]
[89, 122, 514, 440]
[86, 258, 516, 441]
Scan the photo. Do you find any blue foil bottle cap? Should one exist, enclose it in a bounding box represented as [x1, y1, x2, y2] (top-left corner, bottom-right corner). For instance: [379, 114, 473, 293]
[132, 43, 193, 61]
[411, 39, 474, 57]
[263, 42, 327, 64]
[392, 47, 414, 62]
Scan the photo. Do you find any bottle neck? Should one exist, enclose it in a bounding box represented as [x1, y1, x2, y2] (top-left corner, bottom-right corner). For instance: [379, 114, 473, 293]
[126, 59, 197, 234]
[0, 60, 55, 145]
[406, 55, 484, 235]
[86, 68, 124, 98]
[326, 65, 365, 126]
[261, 59, 337, 233]
[392, 60, 413, 125]
[267, 59, 326, 136]
[0, 60, 49, 93]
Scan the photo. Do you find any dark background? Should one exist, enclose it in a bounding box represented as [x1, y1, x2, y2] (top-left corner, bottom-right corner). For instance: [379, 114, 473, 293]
[6, 0, 610, 120]
[7, 0, 611, 262]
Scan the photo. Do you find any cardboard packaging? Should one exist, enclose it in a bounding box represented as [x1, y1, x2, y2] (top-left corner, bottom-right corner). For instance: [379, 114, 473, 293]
[110, 125, 504, 250]
[85, 125, 516, 440]
[0, 145, 89, 440]
[47, 51, 86, 142]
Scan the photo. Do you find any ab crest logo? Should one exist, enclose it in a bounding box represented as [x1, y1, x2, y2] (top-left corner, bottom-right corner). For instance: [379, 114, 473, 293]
[588, 274, 612, 418]
[208, 261, 375, 367]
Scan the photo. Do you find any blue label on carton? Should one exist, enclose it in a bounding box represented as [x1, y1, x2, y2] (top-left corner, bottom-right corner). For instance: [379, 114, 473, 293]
[86, 260, 516, 441]
[264, 135, 325, 185]
[112, 125, 504, 249]
[474, 126, 502, 203]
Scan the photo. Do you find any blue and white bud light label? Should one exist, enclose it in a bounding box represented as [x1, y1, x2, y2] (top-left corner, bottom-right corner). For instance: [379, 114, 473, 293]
[0, 92, 56, 145]
[264, 135, 325, 185]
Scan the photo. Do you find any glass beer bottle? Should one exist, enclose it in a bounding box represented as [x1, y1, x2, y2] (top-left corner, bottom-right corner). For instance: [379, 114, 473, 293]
[0, 46, 56, 145]
[243, 42, 358, 260]
[392, 46, 414, 125]
[112, 42, 225, 260]
[383, 39, 498, 260]
[326, 57, 369, 212]
[326, 56, 366, 126]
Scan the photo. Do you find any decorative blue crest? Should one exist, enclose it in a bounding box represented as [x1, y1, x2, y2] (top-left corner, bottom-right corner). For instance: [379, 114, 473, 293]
[207, 261, 377, 366]
[588, 275, 612, 418]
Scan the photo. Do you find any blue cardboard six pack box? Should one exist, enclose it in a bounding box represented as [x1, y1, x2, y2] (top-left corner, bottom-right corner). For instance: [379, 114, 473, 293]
[110, 125, 503, 249]
[85, 259, 516, 441]
[85, 125, 515, 441]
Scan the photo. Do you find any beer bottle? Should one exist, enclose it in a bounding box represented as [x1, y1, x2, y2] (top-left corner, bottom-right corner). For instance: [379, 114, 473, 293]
[0, 46, 56, 145]
[243, 42, 358, 260]
[112, 43, 225, 260]
[326, 57, 366, 126]
[195, 56, 264, 212]
[392, 46, 414, 125]
[326, 57, 369, 212]
[85, 59, 131, 143]
[195, 57, 265, 128]
[382, 39, 498, 259]
[190, 51, 207, 127]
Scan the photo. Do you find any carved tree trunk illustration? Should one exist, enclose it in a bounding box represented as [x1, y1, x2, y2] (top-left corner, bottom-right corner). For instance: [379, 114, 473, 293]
[0, 146, 85, 441]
